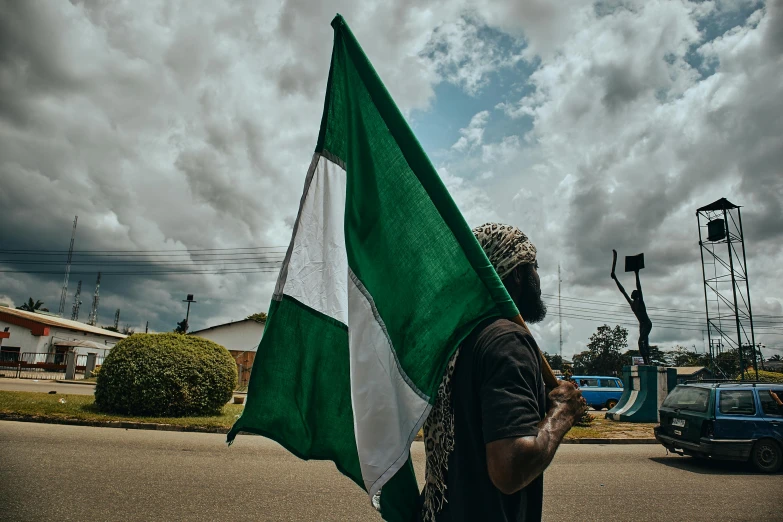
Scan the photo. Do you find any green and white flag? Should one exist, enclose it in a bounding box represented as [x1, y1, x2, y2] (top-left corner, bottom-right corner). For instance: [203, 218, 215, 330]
[228, 14, 519, 521]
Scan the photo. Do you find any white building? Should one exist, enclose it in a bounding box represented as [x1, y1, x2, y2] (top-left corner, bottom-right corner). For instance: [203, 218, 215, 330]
[0, 305, 125, 360]
[190, 318, 265, 386]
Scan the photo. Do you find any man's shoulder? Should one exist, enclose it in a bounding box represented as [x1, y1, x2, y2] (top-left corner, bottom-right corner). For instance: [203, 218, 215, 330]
[471, 317, 540, 357]
[475, 317, 534, 343]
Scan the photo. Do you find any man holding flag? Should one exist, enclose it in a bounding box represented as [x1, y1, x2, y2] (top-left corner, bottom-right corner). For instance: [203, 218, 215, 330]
[228, 14, 584, 522]
[420, 223, 586, 522]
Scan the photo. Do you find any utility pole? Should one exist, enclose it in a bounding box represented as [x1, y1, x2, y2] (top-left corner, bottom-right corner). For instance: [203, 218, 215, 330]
[181, 294, 197, 333]
[558, 264, 563, 358]
[70, 280, 83, 321]
[88, 272, 101, 326]
[113, 309, 120, 329]
[58, 216, 78, 316]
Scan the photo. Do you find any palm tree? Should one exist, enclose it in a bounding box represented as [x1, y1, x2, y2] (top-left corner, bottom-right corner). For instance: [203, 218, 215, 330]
[17, 298, 48, 313]
[769, 354, 782, 362]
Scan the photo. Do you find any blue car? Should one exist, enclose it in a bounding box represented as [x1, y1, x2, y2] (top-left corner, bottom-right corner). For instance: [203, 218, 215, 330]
[655, 382, 783, 473]
[569, 375, 624, 411]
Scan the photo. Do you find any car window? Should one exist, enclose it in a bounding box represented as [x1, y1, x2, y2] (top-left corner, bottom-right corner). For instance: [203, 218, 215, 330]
[601, 379, 618, 388]
[662, 386, 710, 412]
[718, 390, 756, 415]
[579, 378, 600, 387]
[759, 389, 783, 417]
[615, 379, 624, 388]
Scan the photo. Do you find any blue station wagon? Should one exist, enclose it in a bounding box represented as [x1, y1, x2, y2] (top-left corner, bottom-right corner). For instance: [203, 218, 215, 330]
[654, 382, 783, 473]
[570, 375, 624, 411]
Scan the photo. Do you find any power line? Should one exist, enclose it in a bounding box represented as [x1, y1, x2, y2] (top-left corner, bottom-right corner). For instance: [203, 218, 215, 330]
[0, 245, 288, 254]
[541, 292, 783, 320]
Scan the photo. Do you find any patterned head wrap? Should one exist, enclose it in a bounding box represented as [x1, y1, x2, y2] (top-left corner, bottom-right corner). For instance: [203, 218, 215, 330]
[472, 223, 537, 280]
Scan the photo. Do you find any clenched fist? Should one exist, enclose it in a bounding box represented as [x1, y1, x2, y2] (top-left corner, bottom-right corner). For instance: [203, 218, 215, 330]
[548, 381, 587, 424]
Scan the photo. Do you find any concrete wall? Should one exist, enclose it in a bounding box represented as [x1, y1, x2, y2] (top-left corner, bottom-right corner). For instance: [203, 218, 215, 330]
[191, 321, 265, 352]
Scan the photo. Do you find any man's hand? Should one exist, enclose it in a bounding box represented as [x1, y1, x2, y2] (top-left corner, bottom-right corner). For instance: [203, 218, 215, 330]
[548, 381, 586, 426]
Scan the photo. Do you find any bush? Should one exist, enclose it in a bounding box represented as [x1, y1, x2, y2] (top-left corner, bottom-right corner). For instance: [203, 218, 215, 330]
[736, 369, 783, 383]
[95, 333, 237, 416]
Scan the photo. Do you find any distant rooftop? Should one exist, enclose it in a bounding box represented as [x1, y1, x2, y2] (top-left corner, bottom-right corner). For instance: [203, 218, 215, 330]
[189, 318, 264, 335]
[675, 366, 710, 375]
[0, 306, 126, 339]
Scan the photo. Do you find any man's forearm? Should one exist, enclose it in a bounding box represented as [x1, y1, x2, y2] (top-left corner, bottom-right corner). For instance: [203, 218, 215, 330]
[492, 406, 575, 494]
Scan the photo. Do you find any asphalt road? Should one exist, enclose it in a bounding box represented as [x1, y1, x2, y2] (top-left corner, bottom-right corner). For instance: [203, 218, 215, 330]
[1, 421, 780, 521]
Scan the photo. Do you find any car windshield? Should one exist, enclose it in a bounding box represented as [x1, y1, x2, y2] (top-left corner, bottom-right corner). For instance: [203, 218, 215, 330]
[662, 386, 710, 412]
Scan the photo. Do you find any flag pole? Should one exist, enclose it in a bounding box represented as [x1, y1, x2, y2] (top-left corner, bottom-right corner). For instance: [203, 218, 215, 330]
[510, 314, 559, 390]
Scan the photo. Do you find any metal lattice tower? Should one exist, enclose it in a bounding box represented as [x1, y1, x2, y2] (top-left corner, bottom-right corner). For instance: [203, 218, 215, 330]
[558, 264, 563, 358]
[58, 216, 78, 316]
[696, 198, 757, 380]
[88, 272, 102, 326]
[114, 309, 120, 329]
[70, 280, 83, 321]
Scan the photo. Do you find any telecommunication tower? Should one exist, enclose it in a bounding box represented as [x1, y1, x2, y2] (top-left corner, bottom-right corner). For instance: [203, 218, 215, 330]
[696, 198, 757, 379]
[58, 216, 78, 316]
[88, 272, 102, 326]
[70, 280, 83, 321]
[114, 309, 120, 329]
[558, 264, 563, 358]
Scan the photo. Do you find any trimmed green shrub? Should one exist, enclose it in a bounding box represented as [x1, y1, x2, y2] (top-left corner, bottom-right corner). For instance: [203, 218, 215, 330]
[95, 333, 237, 416]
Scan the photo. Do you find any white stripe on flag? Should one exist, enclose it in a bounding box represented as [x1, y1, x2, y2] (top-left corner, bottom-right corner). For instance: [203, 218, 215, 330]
[275, 153, 348, 324]
[275, 152, 430, 497]
[348, 270, 430, 495]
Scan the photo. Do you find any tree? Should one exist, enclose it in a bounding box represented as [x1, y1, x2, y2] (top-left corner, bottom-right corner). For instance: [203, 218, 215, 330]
[103, 326, 120, 333]
[246, 312, 268, 323]
[572, 325, 628, 375]
[174, 319, 188, 334]
[17, 298, 49, 312]
[121, 324, 136, 336]
[543, 352, 564, 371]
[769, 355, 782, 362]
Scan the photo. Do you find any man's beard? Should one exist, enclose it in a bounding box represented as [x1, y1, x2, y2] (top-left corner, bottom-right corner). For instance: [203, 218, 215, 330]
[518, 271, 547, 324]
[518, 295, 547, 324]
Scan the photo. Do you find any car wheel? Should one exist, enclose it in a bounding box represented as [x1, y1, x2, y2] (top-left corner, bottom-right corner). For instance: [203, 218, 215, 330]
[751, 439, 782, 473]
[606, 399, 618, 410]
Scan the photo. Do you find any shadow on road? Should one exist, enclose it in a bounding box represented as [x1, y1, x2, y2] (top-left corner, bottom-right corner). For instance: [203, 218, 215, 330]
[649, 455, 761, 476]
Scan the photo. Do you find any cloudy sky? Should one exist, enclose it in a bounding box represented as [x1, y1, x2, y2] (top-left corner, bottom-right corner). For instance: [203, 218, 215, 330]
[1, 0, 781, 360]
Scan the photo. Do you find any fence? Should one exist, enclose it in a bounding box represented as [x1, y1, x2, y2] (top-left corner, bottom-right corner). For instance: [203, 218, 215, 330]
[237, 363, 251, 388]
[0, 351, 104, 380]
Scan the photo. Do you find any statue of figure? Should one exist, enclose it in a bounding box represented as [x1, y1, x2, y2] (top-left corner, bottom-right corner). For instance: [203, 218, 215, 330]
[611, 249, 652, 365]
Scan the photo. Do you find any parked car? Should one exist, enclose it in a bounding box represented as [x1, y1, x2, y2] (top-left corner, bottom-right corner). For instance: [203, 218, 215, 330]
[569, 375, 624, 411]
[654, 382, 783, 473]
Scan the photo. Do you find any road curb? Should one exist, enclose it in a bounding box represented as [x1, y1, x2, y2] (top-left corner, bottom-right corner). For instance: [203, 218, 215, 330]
[1, 414, 658, 443]
[0, 413, 229, 434]
[563, 438, 658, 444]
[54, 380, 97, 386]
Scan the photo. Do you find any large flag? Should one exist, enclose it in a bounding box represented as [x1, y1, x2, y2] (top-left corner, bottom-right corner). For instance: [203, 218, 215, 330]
[228, 14, 519, 521]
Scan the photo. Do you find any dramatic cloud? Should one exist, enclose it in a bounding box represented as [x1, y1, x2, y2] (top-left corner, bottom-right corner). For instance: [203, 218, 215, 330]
[1, 0, 781, 360]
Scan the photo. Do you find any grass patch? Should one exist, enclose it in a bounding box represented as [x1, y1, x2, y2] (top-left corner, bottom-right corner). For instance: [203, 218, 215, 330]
[2, 392, 655, 439]
[566, 416, 654, 439]
[415, 415, 653, 441]
[0, 391, 243, 430]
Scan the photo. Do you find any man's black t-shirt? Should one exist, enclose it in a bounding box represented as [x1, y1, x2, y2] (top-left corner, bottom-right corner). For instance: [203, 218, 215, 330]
[426, 317, 547, 522]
